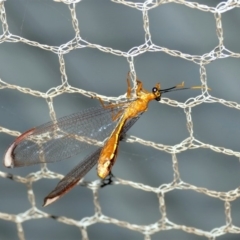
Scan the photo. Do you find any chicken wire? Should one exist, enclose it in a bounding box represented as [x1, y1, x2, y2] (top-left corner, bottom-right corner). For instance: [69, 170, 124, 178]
[0, 0, 240, 240]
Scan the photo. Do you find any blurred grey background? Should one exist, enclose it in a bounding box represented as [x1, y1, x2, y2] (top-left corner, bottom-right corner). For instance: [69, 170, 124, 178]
[1, 0, 240, 239]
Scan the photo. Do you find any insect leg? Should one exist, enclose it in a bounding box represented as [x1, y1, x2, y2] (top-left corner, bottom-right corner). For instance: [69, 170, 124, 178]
[100, 171, 115, 188]
[126, 72, 132, 98]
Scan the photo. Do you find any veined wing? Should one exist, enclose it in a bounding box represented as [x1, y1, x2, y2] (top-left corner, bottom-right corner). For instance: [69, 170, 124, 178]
[43, 113, 142, 206]
[4, 105, 130, 168]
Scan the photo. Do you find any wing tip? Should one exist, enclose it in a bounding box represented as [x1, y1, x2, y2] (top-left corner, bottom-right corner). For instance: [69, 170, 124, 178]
[43, 196, 60, 207]
[3, 128, 36, 168]
[3, 142, 16, 168]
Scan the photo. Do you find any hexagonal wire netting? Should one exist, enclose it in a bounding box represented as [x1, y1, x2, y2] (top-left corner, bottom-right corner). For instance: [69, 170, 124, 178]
[1, 0, 240, 240]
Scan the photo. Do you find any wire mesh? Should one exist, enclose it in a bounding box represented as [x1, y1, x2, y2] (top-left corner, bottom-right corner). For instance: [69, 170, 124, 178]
[1, 0, 240, 239]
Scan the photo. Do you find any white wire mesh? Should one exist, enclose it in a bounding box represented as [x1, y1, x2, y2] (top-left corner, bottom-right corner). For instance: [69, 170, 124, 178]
[1, 0, 240, 239]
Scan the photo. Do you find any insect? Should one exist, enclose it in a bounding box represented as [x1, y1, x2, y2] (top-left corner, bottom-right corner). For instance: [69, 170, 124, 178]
[3, 74, 208, 206]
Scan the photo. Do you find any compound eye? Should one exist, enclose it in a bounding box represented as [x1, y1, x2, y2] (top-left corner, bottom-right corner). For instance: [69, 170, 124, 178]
[155, 96, 161, 101]
[152, 87, 157, 93]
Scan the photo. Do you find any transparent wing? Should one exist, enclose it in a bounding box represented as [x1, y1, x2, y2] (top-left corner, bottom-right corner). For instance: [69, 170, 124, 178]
[43, 113, 142, 206]
[4, 105, 129, 168]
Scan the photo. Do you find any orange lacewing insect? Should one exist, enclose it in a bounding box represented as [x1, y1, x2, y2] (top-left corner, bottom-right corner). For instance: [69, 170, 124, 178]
[3, 76, 209, 206]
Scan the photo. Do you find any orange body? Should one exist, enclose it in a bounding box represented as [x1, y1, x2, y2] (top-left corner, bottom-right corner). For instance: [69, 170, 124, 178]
[97, 80, 161, 179]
